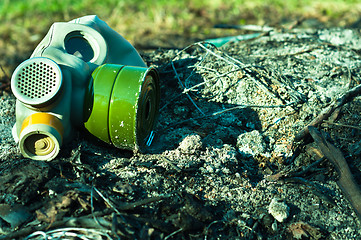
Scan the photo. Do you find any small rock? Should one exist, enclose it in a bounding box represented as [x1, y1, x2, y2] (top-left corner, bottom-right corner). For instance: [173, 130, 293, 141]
[237, 130, 268, 157]
[178, 134, 202, 154]
[268, 198, 289, 222]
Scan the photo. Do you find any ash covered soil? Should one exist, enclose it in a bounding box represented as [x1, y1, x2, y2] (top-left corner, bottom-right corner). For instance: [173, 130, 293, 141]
[1, 28, 361, 239]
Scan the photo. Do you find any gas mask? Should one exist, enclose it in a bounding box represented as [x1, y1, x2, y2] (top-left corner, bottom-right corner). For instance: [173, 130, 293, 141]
[11, 15, 160, 161]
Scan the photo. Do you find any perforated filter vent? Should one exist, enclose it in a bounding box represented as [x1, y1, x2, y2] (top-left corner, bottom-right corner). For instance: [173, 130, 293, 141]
[11, 57, 62, 106]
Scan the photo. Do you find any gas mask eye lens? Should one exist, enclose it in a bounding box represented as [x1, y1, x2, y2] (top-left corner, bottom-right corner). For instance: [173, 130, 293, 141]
[65, 33, 94, 62]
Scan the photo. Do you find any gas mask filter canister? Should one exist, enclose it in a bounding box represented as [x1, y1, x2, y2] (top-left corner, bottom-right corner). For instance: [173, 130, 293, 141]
[84, 64, 160, 152]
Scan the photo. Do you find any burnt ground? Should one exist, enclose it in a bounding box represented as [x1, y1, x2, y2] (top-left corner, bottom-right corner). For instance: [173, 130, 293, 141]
[1, 28, 361, 239]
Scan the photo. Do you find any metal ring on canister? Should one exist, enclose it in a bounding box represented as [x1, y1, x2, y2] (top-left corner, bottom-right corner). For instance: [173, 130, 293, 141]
[83, 64, 160, 152]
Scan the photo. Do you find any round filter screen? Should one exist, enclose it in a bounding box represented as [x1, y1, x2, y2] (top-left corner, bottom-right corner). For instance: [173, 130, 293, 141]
[11, 57, 62, 106]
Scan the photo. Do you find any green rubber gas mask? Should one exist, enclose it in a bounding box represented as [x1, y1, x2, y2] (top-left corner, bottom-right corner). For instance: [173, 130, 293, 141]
[11, 15, 160, 161]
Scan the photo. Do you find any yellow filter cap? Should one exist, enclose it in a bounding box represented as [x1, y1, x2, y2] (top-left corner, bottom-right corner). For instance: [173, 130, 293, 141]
[19, 113, 64, 161]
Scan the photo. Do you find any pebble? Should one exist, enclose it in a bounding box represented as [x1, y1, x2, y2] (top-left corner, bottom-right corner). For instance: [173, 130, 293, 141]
[268, 198, 289, 223]
[178, 134, 202, 154]
[237, 130, 268, 157]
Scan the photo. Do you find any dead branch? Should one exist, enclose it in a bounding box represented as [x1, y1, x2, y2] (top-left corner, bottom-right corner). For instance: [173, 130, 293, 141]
[308, 126, 361, 221]
[322, 120, 361, 131]
[294, 84, 361, 142]
[283, 176, 336, 207]
[160, 156, 182, 173]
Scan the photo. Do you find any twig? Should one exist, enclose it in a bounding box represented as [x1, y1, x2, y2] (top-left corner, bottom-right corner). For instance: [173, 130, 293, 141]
[196, 42, 286, 105]
[288, 157, 327, 178]
[160, 102, 293, 129]
[294, 83, 361, 142]
[253, 46, 320, 58]
[163, 41, 300, 118]
[212, 103, 293, 116]
[204, 220, 222, 240]
[322, 120, 361, 131]
[182, 68, 240, 94]
[183, 49, 210, 89]
[94, 186, 173, 212]
[91, 186, 109, 229]
[283, 176, 336, 207]
[171, 60, 205, 115]
[265, 67, 307, 104]
[93, 186, 121, 215]
[160, 156, 182, 173]
[164, 228, 183, 240]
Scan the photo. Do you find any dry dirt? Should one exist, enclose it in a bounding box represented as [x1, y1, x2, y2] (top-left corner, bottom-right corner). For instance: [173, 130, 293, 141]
[1, 27, 361, 239]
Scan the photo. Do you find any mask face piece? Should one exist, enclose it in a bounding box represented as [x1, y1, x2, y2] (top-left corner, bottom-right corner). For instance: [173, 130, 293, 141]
[11, 15, 160, 161]
[32, 22, 109, 72]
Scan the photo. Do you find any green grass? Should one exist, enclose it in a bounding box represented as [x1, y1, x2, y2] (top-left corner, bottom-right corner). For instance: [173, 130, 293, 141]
[1, 0, 360, 27]
[1, 0, 360, 42]
[0, 0, 360, 50]
[0, 0, 360, 74]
